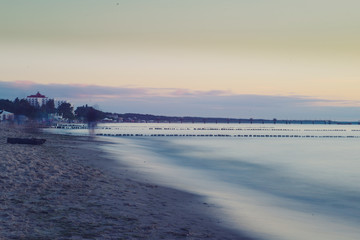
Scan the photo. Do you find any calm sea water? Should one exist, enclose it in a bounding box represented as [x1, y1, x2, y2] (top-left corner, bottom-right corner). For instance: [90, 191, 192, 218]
[48, 123, 360, 240]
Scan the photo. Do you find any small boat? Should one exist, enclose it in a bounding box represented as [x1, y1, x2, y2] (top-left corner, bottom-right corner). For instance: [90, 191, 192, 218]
[7, 137, 46, 145]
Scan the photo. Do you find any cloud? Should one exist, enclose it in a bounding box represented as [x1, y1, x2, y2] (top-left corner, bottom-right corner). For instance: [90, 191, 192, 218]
[1, 81, 360, 120]
[0, 81, 232, 99]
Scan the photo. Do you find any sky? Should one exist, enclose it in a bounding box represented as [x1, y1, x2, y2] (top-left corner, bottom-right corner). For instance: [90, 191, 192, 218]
[1, 1, 360, 120]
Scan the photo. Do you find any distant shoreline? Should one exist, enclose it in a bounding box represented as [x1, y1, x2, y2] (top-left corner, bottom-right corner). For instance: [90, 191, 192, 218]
[96, 112, 360, 125]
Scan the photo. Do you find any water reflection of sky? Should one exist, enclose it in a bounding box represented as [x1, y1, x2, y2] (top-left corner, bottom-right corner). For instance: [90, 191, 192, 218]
[102, 136, 360, 240]
[47, 124, 360, 240]
[129, 137, 360, 219]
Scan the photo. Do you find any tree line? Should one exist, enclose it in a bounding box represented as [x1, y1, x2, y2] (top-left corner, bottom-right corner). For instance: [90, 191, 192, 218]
[2, 98, 355, 125]
[0, 98, 103, 121]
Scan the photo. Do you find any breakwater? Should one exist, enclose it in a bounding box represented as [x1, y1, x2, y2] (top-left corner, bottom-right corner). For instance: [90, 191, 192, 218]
[51, 123, 360, 138]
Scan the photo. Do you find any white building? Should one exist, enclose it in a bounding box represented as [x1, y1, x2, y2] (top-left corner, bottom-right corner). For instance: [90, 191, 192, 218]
[26, 92, 68, 108]
[26, 92, 49, 107]
[55, 100, 67, 108]
[0, 110, 14, 121]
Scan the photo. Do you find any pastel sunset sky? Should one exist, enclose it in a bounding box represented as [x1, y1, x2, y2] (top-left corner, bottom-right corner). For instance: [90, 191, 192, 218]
[1, 0, 360, 120]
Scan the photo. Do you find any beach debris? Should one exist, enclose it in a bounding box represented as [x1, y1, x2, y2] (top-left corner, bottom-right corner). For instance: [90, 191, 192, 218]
[7, 137, 46, 145]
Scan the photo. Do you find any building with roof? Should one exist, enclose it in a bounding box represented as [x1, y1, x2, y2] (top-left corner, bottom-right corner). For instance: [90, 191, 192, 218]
[26, 92, 49, 107]
[26, 92, 69, 109]
[0, 110, 14, 121]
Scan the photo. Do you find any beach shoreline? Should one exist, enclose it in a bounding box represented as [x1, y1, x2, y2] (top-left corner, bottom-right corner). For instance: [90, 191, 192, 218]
[0, 123, 254, 239]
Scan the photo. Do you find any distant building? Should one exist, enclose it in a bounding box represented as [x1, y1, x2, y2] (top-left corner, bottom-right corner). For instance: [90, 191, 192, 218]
[55, 100, 67, 108]
[26, 92, 68, 108]
[26, 92, 49, 107]
[0, 110, 14, 121]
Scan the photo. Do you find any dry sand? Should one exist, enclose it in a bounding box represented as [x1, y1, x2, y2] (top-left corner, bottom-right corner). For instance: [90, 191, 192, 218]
[0, 123, 255, 240]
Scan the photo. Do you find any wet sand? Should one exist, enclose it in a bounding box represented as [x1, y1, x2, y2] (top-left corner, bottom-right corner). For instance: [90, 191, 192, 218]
[0, 123, 255, 239]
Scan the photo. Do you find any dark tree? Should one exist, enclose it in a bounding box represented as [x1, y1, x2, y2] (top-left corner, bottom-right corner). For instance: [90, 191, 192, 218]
[57, 102, 74, 120]
[75, 105, 105, 121]
[41, 99, 56, 114]
[12, 98, 37, 118]
[0, 99, 14, 113]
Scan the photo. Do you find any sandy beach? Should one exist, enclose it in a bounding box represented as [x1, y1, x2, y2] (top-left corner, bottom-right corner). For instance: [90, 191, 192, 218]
[0, 123, 254, 240]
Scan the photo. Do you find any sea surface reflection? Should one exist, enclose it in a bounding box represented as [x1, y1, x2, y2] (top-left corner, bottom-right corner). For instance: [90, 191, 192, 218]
[48, 124, 360, 240]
